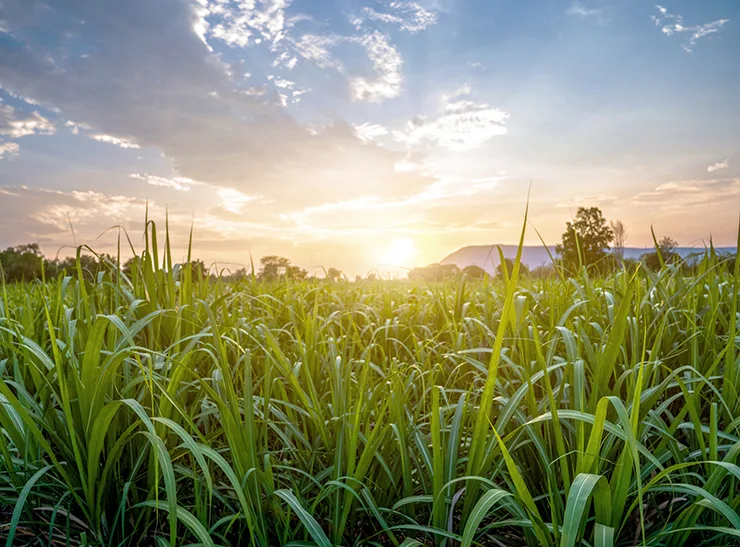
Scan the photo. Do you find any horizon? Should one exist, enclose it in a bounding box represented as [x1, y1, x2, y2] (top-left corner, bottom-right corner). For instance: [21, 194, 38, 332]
[1, 0, 739, 277]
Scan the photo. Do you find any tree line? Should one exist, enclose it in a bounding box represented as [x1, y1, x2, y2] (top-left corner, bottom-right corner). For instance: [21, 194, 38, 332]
[407, 207, 736, 281]
[1, 208, 735, 283]
[0, 245, 348, 284]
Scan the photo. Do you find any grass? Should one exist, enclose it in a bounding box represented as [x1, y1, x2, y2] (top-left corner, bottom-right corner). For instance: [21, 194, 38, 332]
[0, 220, 739, 546]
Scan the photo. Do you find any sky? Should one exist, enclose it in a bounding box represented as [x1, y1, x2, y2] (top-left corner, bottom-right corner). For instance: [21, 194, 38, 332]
[0, 0, 738, 276]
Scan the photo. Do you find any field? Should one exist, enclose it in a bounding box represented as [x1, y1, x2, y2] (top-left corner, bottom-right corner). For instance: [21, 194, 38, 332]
[1, 228, 739, 546]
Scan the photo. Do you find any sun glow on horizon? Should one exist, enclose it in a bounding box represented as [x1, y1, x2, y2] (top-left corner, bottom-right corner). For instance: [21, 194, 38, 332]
[382, 238, 418, 267]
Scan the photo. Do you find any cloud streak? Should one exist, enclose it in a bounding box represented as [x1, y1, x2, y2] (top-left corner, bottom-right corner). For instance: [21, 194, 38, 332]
[707, 159, 729, 172]
[652, 5, 729, 52]
[394, 85, 508, 151]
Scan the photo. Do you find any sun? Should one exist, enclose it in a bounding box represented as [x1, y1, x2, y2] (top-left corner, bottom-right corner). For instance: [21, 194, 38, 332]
[383, 238, 418, 266]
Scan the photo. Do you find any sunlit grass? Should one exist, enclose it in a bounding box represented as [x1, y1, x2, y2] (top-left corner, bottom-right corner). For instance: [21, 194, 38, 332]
[0, 219, 738, 546]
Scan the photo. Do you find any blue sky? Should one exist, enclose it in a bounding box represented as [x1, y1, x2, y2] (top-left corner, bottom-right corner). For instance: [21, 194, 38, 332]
[0, 0, 738, 274]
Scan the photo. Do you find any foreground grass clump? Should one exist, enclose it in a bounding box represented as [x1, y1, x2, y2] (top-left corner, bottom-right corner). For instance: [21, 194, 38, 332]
[1, 232, 739, 546]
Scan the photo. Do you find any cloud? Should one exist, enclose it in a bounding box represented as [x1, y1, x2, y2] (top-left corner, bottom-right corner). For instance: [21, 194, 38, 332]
[0, 0, 432, 207]
[0, 141, 20, 159]
[205, 0, 291, 48]
[354, 123, 389, 142]
[0, 103, 55, 138]
[0, 185, 148, 239]
[284, 33, 345, 70]
[217, 187, 259, 213]
[360, 2, 438, 33]
[566, 3, 602, 19]
[627, 177, 740, 210]
[651, 6, 729, 52]
[394, 85, 508, 151]
[130, 173, 203, 191]
[90, 134, 140, 149]
[707, 159, 729, 172]
[350, 31, 404, 102]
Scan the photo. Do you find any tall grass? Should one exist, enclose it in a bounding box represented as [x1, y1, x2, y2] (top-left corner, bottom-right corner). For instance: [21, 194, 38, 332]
[0, 220, 739, 546]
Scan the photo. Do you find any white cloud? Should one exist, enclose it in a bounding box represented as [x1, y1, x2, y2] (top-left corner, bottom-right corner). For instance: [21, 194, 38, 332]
[129, 173, 203, 191]
[627, 177, 740, 210]
[566, 3, 602, 19]
[206, 0, 290, 48]
[0, 141, 20, 159]
[0, 0, 433, 211]
[90, 134, 140, 149]
[350, 31, 403, 102]
[394, 85, 509, 151]
[65, 120, 92, 135]
[218, 187, 258, 213]
[651, 6, 729, 52]
[35, 190, 144, 230]
[360, 2, 437, 33]
[354, 123, 389, 142]
[0, 104, 55, 138]
[285, 33, 345, 71]
[707, 159, 729, 172]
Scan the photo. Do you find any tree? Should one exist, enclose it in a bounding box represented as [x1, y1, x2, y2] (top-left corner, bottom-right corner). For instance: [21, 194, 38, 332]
[610, 220, 626, 262]
[285, 265, 308, 280]
[326, 267, 343, 282]
[496, 258, 529, 279]
[259, 256, 291, 280]
[408, 263, 460, 282]
[462, 265, 487, 279]
[0, 244, 44, 282]
[641, 236, 680, 270]
[556, 207, 614, 269]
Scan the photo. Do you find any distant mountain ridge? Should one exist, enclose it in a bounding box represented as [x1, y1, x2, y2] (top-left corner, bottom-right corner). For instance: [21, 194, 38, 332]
[440, 245, 736, 273]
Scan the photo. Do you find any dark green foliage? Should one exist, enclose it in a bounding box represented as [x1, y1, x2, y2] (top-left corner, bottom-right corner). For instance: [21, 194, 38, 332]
[556, 207, 614, 270]
[0, 220, 739, 547]
[640, 236, 680, 270]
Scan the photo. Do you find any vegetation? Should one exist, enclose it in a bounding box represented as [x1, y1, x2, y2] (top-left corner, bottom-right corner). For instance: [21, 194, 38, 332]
[0, 217, 739, 547]
[556, 207, 615, 270]
[641, 236, 680, 271]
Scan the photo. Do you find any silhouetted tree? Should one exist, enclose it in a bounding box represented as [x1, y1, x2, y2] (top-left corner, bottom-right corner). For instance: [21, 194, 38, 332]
[641, 236, 680, 270]
[408, 263, 460, 282]
[259, 256, 292, 280]
[326, 267, 343, 282]
[0, 244, 44, 282]
[556, 207, 614, 269]
[610, 220, 626, 262]
[462, 265, 487, 279]
[285, 265, 308, 280]
[496, 258, 529, 279]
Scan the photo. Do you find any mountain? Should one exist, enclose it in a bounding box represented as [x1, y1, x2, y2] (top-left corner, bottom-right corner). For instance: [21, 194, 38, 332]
[440, 245, 736, 273]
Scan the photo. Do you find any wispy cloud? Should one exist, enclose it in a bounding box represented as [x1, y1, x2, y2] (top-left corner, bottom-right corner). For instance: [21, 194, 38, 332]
[206, 0, 291, 48]
[0, 103, 55, 138]
[566, 3, 602, 19]
[217, 187, 259, 214]
[0, 141, 20, 159]
[34, 190, 145, 230]
[394, 85, 508, 151]
[350, 31, 404, 102]
[707, 159, 729, 172]
[652, 5, 729, 52]
[627, 177, 740, 210]
[90, 134, 140, 149]
[360, 2, 438, 33]
[130, 173, 203, 191]
[354, 123, 389, 142]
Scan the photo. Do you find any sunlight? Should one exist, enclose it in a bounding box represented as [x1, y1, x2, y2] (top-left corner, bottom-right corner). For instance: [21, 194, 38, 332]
[383, 237, 418, 266]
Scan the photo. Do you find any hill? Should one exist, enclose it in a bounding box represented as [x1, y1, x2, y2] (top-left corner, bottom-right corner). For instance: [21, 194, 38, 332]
[440, 244, 736, 273]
